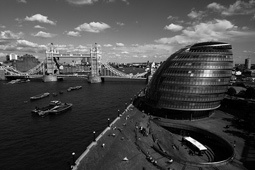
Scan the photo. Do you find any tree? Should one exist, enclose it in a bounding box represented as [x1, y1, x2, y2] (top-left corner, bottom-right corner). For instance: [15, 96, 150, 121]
[245, 87, 255, 99]
[227, 87, 237, 96]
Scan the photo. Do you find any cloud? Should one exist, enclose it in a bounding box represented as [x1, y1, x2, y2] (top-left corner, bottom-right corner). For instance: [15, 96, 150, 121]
[66, 31, 81, 37]
[187, 10, 206, 19]
[167, 15, 179, 20]
[116, 43, 124, 47]
[17, 0, 27, 3]
[54, 44, 90, 53]
[207, 0, 255, 16]
[17, 40, 39, 48]
[102, 43, 174, 63]
[66, 0, 98, 5]
[32, 31, 56, 38]
[0, 39, 46, 54]
[67, 0, 129, 5]
[116, 22, 125, 26]
[0, 25, 6, 29]
[0, 30, 23, 40]
[105, 0, 129, 5]
[103, 44, 112, 47]
[155, 19, 255, 45]
[25, 14, 56, 25]
[75, 22, 110, 33]
[164, 23, 183, 32]
[34, 25, 46, 29]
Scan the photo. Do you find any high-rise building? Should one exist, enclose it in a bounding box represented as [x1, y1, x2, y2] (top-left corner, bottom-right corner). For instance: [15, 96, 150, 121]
[245, 58, 251, 69]
[144, 42, 233, 119]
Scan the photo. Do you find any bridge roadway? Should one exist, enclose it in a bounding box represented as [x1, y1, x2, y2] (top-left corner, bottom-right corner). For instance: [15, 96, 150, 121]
[5, 74, 147, 82]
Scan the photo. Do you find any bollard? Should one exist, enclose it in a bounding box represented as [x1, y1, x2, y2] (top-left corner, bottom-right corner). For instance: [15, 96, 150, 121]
[108, 118, 110, 127]
[118, 109, 120, 117]
[93, 131, 96, 142]
[72, 152, 75, 166]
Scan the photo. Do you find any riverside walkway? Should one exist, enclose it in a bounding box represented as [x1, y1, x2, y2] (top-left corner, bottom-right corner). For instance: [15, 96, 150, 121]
[71, 105, 249, 170]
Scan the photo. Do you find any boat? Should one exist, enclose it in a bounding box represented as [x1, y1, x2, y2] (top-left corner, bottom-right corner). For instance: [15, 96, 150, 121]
[67, 86, 82, 92]
[31, 100, 62, 116]
[7, 79, 30, 84]
[30, 92, 50, 100]
[49, 103, 73, 114]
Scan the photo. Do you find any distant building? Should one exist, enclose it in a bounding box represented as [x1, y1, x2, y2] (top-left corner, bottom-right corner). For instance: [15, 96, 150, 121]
[144, 42, 233, 119]
[245, 58, 251, 69]
[6, 53, 18, 61]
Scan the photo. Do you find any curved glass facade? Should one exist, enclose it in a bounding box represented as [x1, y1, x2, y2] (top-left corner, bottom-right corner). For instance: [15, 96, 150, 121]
[145, 42, 233, 118]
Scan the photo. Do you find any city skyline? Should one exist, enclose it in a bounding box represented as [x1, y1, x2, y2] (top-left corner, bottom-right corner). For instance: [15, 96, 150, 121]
[0, 0, 255, 63]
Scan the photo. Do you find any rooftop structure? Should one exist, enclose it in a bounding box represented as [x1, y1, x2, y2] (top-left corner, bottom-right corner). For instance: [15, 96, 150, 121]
[144, 42, 233, 119]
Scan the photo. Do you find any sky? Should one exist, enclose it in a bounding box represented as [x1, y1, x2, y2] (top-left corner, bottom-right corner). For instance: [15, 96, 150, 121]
[0, 0, 255, 64]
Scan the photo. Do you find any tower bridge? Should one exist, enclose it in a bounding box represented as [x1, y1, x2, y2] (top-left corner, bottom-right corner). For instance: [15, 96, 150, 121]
[0, 43, 148, 83]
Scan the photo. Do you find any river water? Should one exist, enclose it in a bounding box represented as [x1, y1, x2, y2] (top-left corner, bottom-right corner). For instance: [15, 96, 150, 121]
[0, 78, 145, 170]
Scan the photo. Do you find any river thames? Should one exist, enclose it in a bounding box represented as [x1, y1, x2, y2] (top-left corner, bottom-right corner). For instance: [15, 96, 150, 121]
[0, 78, 145, 170]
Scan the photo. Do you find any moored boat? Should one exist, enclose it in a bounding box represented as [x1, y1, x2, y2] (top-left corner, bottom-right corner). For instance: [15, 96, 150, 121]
[49, 103, 73, 114]
[7, 79, 30, 84]
[67, 86, 82, 92]
[30, 92, 50, 100]
[31, 100, 62, 116]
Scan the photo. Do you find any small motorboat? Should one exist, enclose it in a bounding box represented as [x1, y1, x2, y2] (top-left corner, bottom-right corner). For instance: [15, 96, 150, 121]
[30, 92, 50, 100]
[67, 86, 82, 92]
[7, 79, 30, 84]
[49, 103, 73, 114]
[31, 100, 62, 116]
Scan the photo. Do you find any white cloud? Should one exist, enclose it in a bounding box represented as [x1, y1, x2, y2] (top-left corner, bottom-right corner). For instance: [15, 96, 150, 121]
[167, 15, 178, 20]
[17, 40, 38, 48]
[17, 0, 27, 3]
[156, 19, 255, 45]
[32, 31, 56, 38]
[121, 51, 129, 54]
[67, 0, 129, 5]
[116, 43, 124, 47]
[0, 39, 46, 54]
[66, 0, 98, 5]
[187, 10, 205, 19]
[75, 22, 110, 33]
[25, 14, 56, 25]
[164, 23, 183, 32]
[116, 22, 125, 26]
[0, 25, 6, 29]
[105, 0, 129, 5]
[66, 31, 81, 37]
[207, 0, 255, 16]
[131, 44, 139, 47]
[103, 44, 112, 47]
[207, 2, 225, 11]
[0, 30, 23, 39]
[34, 25, 46, 29]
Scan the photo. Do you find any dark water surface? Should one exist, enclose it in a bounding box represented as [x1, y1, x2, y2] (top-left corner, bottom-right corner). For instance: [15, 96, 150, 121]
[0, 78, 145, 170]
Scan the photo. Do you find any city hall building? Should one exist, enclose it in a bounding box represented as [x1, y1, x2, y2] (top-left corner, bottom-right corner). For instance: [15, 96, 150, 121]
[144, 42, 233, 119]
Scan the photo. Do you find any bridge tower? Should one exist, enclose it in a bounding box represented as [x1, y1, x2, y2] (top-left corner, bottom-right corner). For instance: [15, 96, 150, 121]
[43, 43, 59, 82]
[88, 43, 102, 83]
